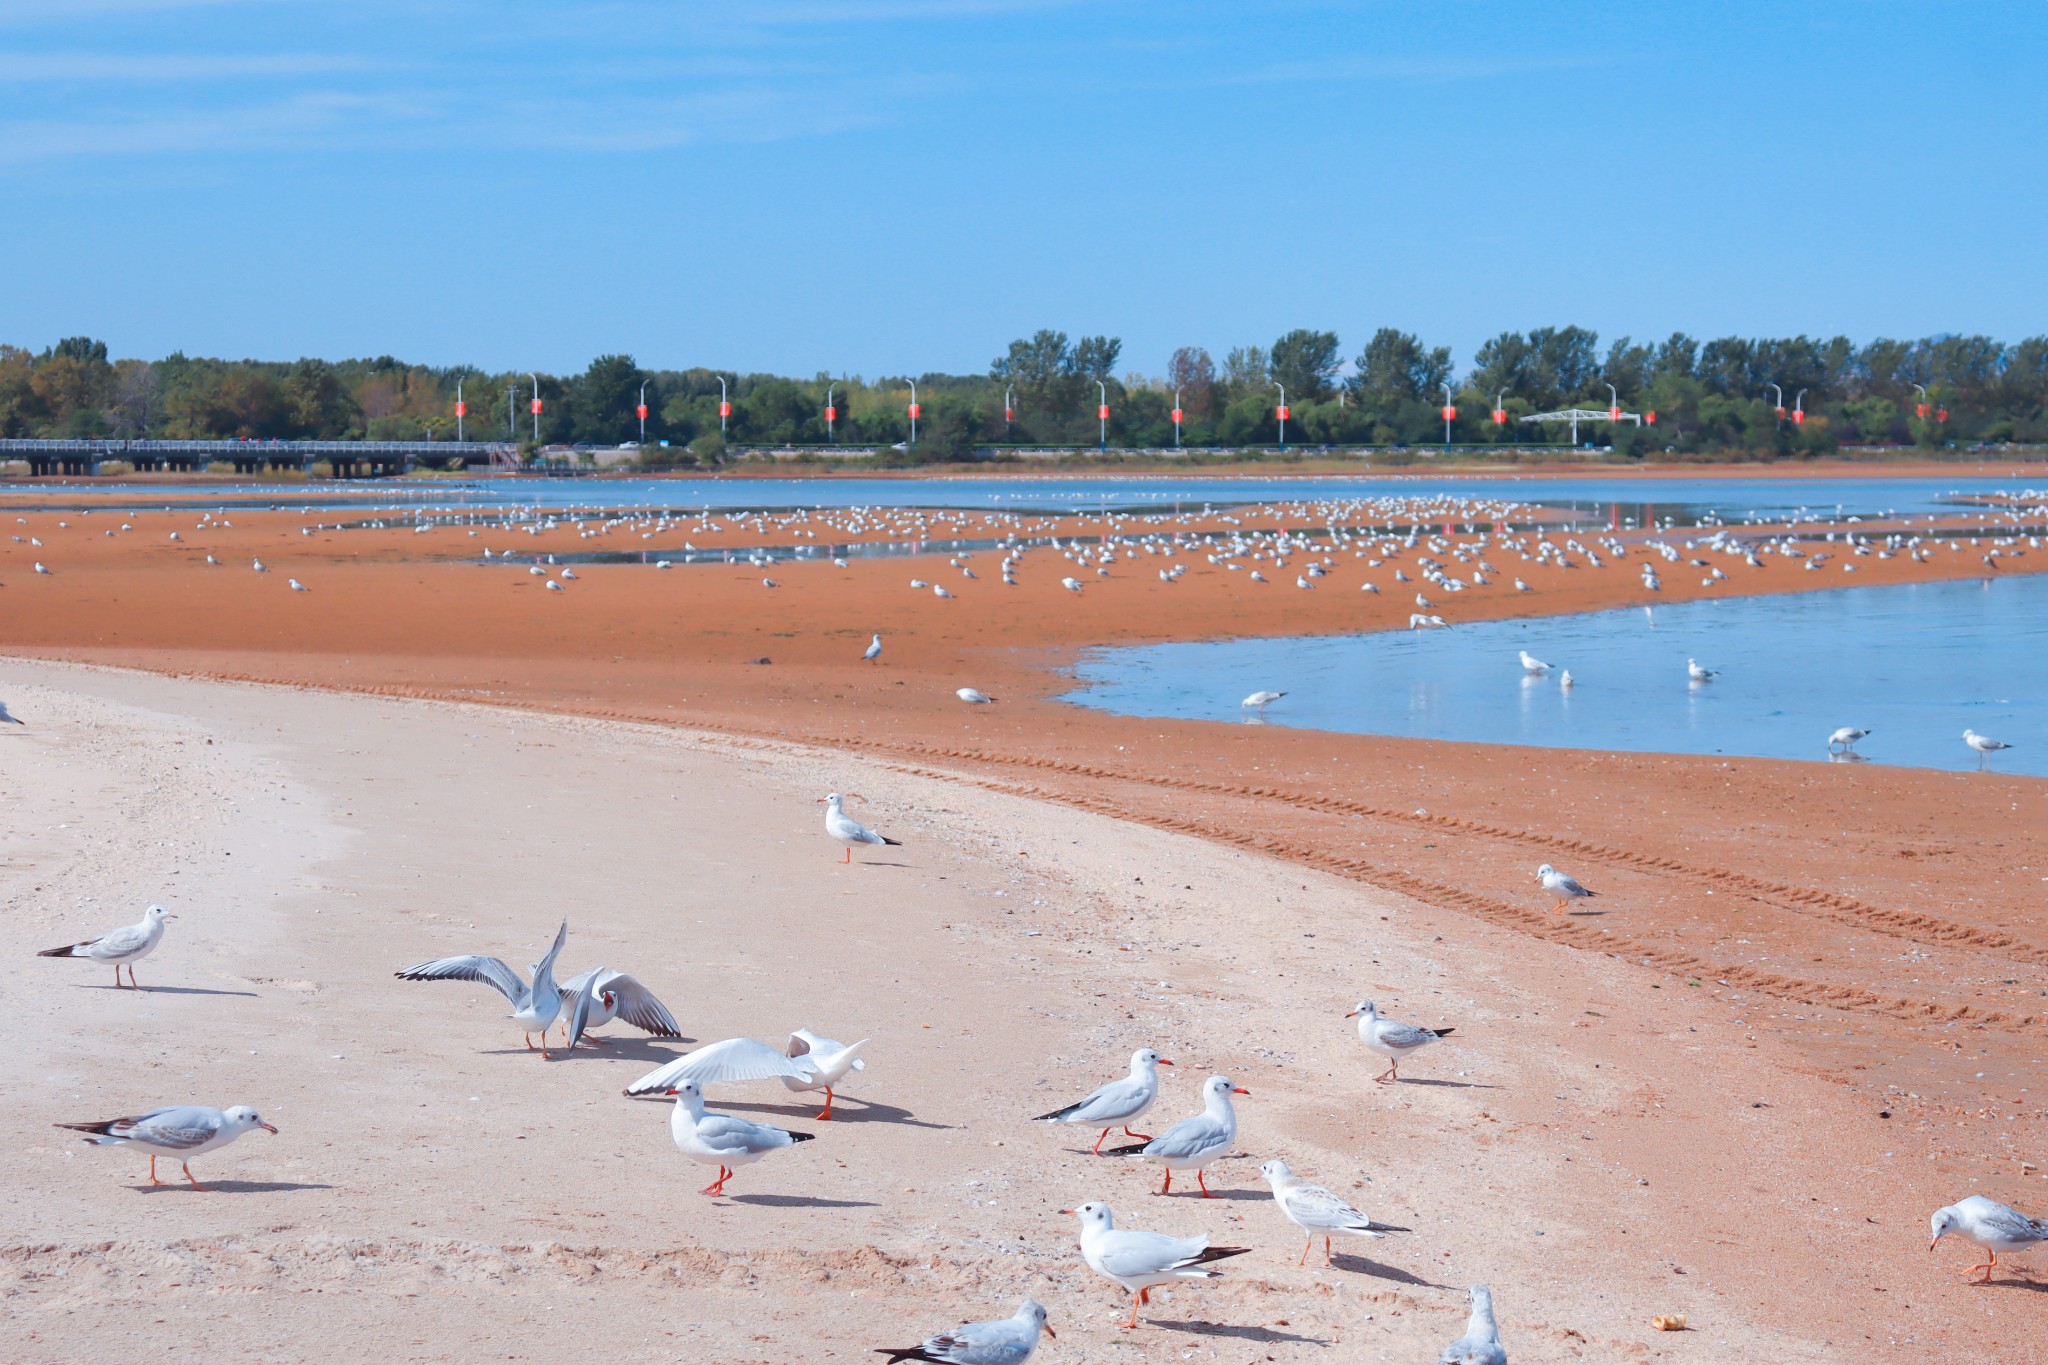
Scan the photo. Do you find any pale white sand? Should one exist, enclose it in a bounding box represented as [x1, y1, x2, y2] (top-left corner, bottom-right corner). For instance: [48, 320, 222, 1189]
[1, 662, 1848, 1362]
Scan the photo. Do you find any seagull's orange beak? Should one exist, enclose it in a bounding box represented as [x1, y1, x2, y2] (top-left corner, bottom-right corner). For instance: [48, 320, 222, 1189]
[1233, 1086, 1250, 1096]
[1929, 1236, 1941, 1252]
[1057, 1208, 1075, 1216]
[1343, 1009, 1358, 1018]
[1156, 1058, 1175, 1067]
[258, 1122, 279, 1135]
[665, 1088, 680, 1096]
[1042, 1323, 1056, 1339]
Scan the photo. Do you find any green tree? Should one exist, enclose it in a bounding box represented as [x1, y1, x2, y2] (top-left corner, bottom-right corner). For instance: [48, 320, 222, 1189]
[1269, 329, 1341, 401]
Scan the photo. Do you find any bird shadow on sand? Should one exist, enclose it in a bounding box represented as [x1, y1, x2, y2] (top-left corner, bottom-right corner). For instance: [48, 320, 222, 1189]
[706, 1097, 954, 1131]
[74, 984, 260, 998]
[524, 1036, 698, 1063]
[726, 1193, 879, 1209]
[852, 860, 915, 869]
[1328, 1252, 1453, 1287]
[1977, 1276, 2048, 1295]
[133, 1180, 333, 1195]
[1392, 1077, 1497, 1090]
[1148, 1319, 1331, 1346]
[1154, 1187, 1266, 1202]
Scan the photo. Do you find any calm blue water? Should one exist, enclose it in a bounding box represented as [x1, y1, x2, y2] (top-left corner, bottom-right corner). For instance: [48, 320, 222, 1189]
[1064, 574, 2048, 776]
[1, 473, 2040, 523]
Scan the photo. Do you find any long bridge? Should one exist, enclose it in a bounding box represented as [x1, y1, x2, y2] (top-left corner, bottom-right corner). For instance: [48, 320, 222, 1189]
[0, 438, 515, 478]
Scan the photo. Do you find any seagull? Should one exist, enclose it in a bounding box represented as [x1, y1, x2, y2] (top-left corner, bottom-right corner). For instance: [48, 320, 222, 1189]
[1240, 690, 1286, 712]
[863, 633, 883, 663]
[1964, 729, 2013, 769]
[1061, 577, 1083, 592]
[626, 1032, 869, 1119]
[38, 904, 173, 988]
[1104, 1074, 1246, 1196]
[1930, 1194, 2048, 1282]
[1827, 726, 1871, 753]
[956, 687, 995, 704]
[545, 580, 564, 592]
[1259, 1160, 1410, 1266]
[1437, 1284, 1508, 1365]
[875, 1299, 1051, 1364]
[1035, 1048, 1173, 1154]
[934, 584, 955, 599]
[1065, 1201, 1249, 1330]
[1559, 670, 1574, 690]
[33, 561, 49, 574]
[761, 577, 778, 588]
[1518, 650, 1549, 674]
[0, 700, 23, 725]
[1537, 862, 1595, 912]
[287, 578, 308, 592]
[666, 1078, 814, 1196]
[251, 558, 266, 572]
[1347, 1000, 1452, 1083]
[57, 1105, 277, 1190]
[1686, 657, 1718, 683]
[393, 920, 571, 1057]
[823, 792, 901, 863]
[559, 967, 684, 1048]
[1512, 578, 1529, 592]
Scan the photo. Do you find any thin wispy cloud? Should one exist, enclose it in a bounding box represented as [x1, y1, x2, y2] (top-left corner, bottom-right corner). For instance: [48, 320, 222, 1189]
[0, 51, 385, 80]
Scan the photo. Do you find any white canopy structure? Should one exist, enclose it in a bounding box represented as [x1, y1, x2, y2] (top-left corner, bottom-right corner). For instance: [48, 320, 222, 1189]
[1522, 408, 1643, 443]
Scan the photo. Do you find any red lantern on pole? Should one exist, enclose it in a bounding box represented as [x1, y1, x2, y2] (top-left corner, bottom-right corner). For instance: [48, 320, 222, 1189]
[530, 398, 543, 416]
[908, 402, 921, 420]
[1098, 404, 1110, 421]
[1608, 406, 1621, 422]
[1275, 404, 1290, 422]
[1645, 410, 1658, 426]
[1937, 408, 1948, 423]
[824, 404, 837, 423]
[635, 403, 648, 422]
[1170, 407, 1183, 424]
[1005, 404, 1015, 423]
[718, 401, 732, 419]
[1915, 402, 1931, 419]
[1791, 408, 1805, 425]
[1774, 406, 1786, 419]
[1441, 404, 1457, 422]
[455, 400, 467, 418]
[1492, 408, 1506, 425]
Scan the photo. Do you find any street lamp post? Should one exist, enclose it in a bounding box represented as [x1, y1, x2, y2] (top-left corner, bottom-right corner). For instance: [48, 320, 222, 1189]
[1792, 389, 1807, 427]
[717, 376, 730, 438]
[1274, 382, 1288, 451]
[908, 380, 919, 447]
[637, 380, 649, 445]
[528, 374, 541, 442]
[1096, 380, 1109, 452]
[1765, 381, 1784, 420]
[506, 386, 515, 442]
[1913, 382, 1930, 420]
[1606, 382, 1621, 423]
[1004, 386, 1014, 438]
[825, 384, 837, 444]
[1441, 382, 1456, 452]
[1493, 389, 1508, 428]
[1171, 388, 1183, 449]
[455, 380, 465, 442]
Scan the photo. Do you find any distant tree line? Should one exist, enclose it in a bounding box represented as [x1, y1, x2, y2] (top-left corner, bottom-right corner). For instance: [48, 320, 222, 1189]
[4, 327, 2044, 462]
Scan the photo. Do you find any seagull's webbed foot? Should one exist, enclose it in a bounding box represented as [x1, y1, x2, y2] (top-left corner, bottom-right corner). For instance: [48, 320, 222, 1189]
[1122, 1126, 1151, 1141]
[814, 1087, 834, 1121]
[181, 1162, 208, 1191]
[1197, 1169, 1213, 1198]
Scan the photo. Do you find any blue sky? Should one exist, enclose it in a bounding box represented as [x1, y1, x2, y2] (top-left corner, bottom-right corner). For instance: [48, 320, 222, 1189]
[2, 1, 2041, 379]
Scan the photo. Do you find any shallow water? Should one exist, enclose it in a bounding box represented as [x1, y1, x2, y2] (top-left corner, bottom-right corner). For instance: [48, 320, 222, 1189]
[1063, 574, 2048, 776]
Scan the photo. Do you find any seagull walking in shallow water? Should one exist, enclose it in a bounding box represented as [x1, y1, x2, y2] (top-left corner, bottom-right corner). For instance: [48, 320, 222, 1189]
[1537, 862, 1595, 912]
[1518, 650, 1549, 675]
[38, 904, 172, 988]
[1240, 690, 1286, 712]
[1963, 729, 2012, 770]
[1827, 726, 1871, 753]
[1686, 657, 1718, 683]
[1348, 1000, 1452, 1083]
[57, 1104, 277, 1190]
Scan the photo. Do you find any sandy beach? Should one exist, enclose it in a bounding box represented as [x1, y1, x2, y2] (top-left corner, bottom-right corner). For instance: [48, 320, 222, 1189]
[3, 487, 2045, 1362]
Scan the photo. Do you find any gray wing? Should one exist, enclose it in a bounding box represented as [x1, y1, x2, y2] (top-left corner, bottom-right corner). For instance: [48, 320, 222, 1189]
[531, 920, 569, 988]
[1283, 1184, 1371, 1230]
[694, 1113, 793, 1156]
[924, 1319, 1032, 1364]
[1060, 1076, 1150, 1123]
[1146, 1113, 1229, 1159]
[1378, 1020, 1441, 1048]
[625, 1037, 810, 1095]
[83, 923, 152, 959]
[604, 973, 682, 1037]
[395, 954, 525, 1005]
[128, 1107, 224, 1148]
[1557, 874, 1591, 896]
[1096, 1228, 1208, 1278]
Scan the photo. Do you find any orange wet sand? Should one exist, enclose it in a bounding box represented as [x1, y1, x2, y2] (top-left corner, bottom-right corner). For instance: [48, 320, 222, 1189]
[3, 491, 2046, 1357]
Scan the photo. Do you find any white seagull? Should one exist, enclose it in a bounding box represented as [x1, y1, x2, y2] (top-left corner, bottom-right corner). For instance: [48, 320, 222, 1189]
[863, 633, 883, 663]
[0, 699, 21, 725]
[626, 1031, 869, 1118]
[1827, 726, 1871, 753]
[1686, 657, 1718, 683]
[1963, 729, 2013, 769]
[1347, 999, 1453, 1083]
[1537, 862, 1595, 912]
[666, 1078, 814, 1196]
[1437, 1284, 1508, 1365]
[394, 920, 571, 1057]
[956, 687, 996, 704]
[1518, 650, 1549, 675]
[1104, 1074, 1246, 1196]
[1930, 1194, 2048, 1282]
[1065, 1201, 1249, 1329]
[57, 1104, 277, 1189]
[875, 1299, 1052, 1364]
[288, 578, 308, 592]
[1240, 690, 1286, 712]
[38, 904, 173, 989]
[1034, 1047, 1174, 1154]
[1259, 1159, 1410, 1266]
[822, 792, 901, 863]
[1559, 669, 1574, 690]
[559, 967, 684, 1048]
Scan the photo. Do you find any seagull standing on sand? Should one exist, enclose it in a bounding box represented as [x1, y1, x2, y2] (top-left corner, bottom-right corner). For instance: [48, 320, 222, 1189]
[875, 1300, 1052, 1364]
[1035, 1048, 1174, 1154]
[558, 967, 684, 1047]
[666, 1078, 814, 1196]
[1827, 726, 1871, 753]
[393, 920, 570, 1056]
[1438, 1284, 1509, 1365]
[1065, 1201, 1249, 1329]
[957, 687, 995, 704]
[1537, 862, 1595, 912]
[863, 633, 883, 663]
[1929, 1194, 2048, 1282]
[1686, 657, 1719, 683]
[1518, 650, 1549, 674]
[1259, 1160, 1410, 1266]
[288, 578, 308, 592]
[57, 1105, 277, 1190]
[38, 904, 173, 988]
[0, 700, 23, 725]
[1963, 729, 2013, 770]
[1240, 690, 1286, 712]
[1347, 1000, 1452, 1083]
[1104, 1074, 1246, 1196]
[822, 792, 902, 863]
